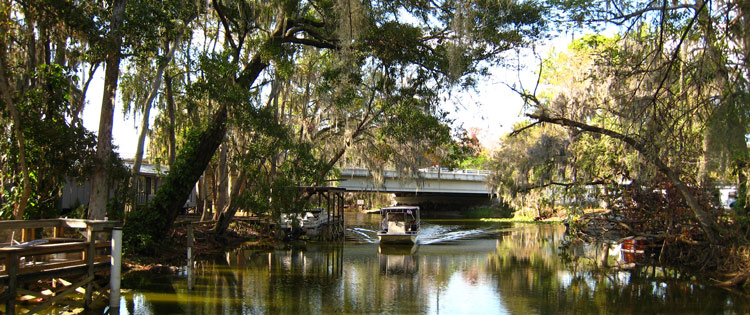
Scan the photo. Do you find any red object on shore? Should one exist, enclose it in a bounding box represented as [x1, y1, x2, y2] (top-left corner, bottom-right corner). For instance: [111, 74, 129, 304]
[621, 237, 648, 263]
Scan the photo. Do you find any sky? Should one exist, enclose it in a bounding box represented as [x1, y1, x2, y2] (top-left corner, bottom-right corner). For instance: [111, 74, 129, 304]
[82, 37, 572, 159]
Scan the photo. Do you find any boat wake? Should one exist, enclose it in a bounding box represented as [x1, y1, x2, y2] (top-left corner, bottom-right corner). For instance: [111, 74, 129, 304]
[346, 227, 378, 243]
[418, 225, 496, 245]
[345, 224, 511, 245]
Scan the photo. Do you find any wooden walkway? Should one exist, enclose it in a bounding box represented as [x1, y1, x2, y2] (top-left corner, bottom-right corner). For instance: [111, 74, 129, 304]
[0, 219, 122, 314]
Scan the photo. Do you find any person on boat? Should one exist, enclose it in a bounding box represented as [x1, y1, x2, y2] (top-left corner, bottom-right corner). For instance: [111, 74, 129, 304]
[410, 219, 417, 232]
[381, 214, 388, 233]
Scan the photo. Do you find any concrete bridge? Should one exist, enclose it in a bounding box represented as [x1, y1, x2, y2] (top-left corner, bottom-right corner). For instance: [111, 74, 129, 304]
[336, 167, 497, 211]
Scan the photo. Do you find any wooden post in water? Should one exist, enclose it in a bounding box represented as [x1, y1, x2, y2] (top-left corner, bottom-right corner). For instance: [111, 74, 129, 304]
[187, 223, 194, 290]
[110, 227, 122, 310]
[187, 223, 194, 262]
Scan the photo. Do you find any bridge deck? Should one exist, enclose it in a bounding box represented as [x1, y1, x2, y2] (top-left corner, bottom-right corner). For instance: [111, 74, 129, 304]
[337, 168, 492, 195]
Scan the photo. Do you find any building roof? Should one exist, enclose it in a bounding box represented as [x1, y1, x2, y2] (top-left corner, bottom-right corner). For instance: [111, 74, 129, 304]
[122, 161, 169, 177]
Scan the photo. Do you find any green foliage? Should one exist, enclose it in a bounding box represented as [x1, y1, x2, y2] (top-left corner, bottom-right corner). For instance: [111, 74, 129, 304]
[1, 64, 97, 219]
[459, 154, 488, 169]
[462, 204, 514, 219]
[124, 127, 208, 254]
[121, 0, 550, 252]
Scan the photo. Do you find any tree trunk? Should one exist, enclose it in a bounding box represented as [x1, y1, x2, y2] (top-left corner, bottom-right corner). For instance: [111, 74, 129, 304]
[124, 104, 228, 254]
[738, 0, 750, 214]
[213, 171, 247, 234]
[122, 29, 271, 253]
[697, 126, 712, 187]
[198, 172, 209, 221]
[213, 142, 228, 220]
[88, 0, 126, 220]
[54, 36, 66, 66]
[132, 33, 183, 175]
[195, 176, 204, 217]
[165, 72, 177, 165]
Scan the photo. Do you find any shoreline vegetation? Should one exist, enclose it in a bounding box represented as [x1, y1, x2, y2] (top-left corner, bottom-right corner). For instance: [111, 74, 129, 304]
[120, 206, 750, 291]
[123, 220, 274, 273]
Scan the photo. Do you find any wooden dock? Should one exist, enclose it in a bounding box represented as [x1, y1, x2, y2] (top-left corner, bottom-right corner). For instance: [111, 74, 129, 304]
[0, 219, 122, 314]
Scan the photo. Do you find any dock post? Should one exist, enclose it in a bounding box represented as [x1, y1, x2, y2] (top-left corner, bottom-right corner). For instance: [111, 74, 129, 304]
[187, 223, 194, 262]
[110, 227, 122, 310]
[187, 224, 194, 290]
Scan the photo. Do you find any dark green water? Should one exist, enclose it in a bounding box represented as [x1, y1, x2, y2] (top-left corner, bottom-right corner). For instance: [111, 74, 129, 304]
[114, 213, 749, 314]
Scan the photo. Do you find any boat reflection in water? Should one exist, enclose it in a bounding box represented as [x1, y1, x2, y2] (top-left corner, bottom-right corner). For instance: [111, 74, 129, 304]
[378, 244, 419, 275]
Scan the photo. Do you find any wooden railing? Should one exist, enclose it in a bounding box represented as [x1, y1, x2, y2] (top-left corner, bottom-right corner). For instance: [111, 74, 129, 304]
[0, 219, 121, 313]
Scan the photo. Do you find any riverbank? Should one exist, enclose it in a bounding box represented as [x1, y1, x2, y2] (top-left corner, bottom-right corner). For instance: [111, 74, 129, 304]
[123, 220, 275, 273]
[564, 208, 750, 290]
[480, 217, 564, 223]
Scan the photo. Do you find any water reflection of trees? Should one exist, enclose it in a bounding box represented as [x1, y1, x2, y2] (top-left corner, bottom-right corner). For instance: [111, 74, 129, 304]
[487, 224, 749, 313]
[120, 223, 749, 314]
[122, 244, 346, 314]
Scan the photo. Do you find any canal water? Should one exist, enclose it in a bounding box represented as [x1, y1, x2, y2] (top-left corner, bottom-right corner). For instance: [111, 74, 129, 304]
[115, 213, 749, 314]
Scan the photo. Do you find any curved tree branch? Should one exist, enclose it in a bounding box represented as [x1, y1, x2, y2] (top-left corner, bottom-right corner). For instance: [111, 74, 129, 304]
[526, 113, 721, 244]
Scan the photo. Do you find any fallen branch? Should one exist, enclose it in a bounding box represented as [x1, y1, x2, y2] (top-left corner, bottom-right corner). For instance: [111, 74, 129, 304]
[713, 273, 748, 288]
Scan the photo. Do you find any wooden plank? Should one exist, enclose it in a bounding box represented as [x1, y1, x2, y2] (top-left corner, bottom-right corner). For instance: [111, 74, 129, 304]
[0, 242, 87, 256]
[0, 219, 117, 236]
[17, 260, 87, 275]
[47, 237, 85, 243]
[25, 275, 94, 315]
[60, 219, 89, 229]
[0, 261, 110, 285]
[92, 281, 110, 303]
[17, 288, 50, 298]
[60, 219, 120, 230]
[86, 221, 121, 231]
[94, 256, 110, 264]
[21, 228, 29, 243]
[0, 219, 61, 230]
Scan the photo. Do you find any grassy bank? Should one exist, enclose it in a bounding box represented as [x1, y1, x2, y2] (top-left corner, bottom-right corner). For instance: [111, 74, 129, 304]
[460, 206, 514, 219]
[480, 216, 563, 224]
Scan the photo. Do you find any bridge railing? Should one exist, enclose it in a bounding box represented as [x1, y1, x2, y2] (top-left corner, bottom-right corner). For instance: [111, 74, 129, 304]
[342, 167, 491, 176]
[417, 167, 491, 175]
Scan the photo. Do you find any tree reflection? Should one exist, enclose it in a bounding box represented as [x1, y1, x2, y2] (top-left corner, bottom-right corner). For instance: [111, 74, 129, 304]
[486, 224, 749, 313]
[118, 223, 749, 314]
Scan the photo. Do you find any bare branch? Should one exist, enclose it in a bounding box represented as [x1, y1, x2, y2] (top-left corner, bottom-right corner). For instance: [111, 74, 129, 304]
[281, 36, 339, 50]
[649, 0, 707, 112]
[526, 113, 721, 243]
[509, 121, 542, 137]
